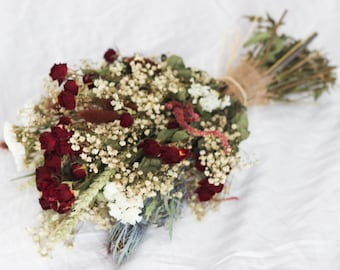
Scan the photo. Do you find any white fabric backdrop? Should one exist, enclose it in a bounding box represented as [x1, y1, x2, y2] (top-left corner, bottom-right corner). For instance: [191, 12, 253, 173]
[1, 0, 340, 269]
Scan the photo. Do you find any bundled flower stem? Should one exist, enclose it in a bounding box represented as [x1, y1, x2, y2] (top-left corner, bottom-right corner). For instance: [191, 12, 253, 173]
[222, 10, 336, 105]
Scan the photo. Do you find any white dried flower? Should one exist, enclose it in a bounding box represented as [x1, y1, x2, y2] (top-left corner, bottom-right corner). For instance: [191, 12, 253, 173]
[103, 182, 144, 225]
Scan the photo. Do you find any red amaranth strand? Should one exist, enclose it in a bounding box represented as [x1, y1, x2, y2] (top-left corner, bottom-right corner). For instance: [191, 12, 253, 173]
[214, 196, 239, 202]
[165, 102, 229, 154]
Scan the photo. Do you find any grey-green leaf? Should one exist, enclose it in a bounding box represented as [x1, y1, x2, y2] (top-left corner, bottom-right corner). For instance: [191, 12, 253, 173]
[171, 130, 189, 142]
[243, 32, 272, 48]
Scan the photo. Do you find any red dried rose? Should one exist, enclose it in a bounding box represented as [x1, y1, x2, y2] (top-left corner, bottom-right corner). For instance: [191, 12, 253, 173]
[56, 141, 73, 155]
[195, 178, 224, 202]
[140, 139, 161, 158]
[54, 183, 76, 213]
[64, 80, 79, 95]
[49, 63, 68, 84]
[160, 146, 181, 164]
[35, 166, 58, 191]
[58, 116, 72, 125]
[58, 91, 76, 110]
[39, 132, 57, 151]
[39, 183, 75, 213]
[119, 112, 134, 128]
[44, 151, 62, 172]
[51, 126, 73, 141]
[104, 48, 118, 63]
[71, 163, 87, 179]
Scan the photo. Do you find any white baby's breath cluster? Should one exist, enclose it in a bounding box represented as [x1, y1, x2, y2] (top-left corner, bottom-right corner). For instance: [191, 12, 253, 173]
[188, 82, 231, 112]
[199, 136, 233, 185]
[103, 182, 143, 225]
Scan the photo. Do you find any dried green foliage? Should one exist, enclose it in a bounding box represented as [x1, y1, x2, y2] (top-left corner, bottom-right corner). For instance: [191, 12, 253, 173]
[244, 11, 336, 101]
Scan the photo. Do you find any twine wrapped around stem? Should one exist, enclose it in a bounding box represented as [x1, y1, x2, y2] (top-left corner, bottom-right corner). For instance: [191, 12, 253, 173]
[221, 61, 273, 106]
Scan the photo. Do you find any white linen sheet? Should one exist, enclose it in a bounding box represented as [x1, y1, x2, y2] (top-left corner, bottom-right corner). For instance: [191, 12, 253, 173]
[0, 0, 340, 269]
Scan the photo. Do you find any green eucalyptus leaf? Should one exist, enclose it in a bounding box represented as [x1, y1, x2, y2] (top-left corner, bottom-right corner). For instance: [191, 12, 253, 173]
[243, 32, 271, 48]
[176, 69, 192, 80]
[232, 109, 250, 141]
[171, 130, 189, 142]
[166, 55, 185, 70]
[176, 89, 188, 101]
[157, 129, 177, 142]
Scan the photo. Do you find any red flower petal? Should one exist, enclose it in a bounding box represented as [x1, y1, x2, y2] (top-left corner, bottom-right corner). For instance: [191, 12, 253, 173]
[140, 139, 161, 158]
[160, 146, 181, 164]
[58, 116, 72, 125]
[49, 63, 67, 85]
[58, 91, 76, 110]
[195, 186, 215, 202]
[35, 166, 56, 191]
[51, 126, 73, 142]
[39, 132, 57, 151]
[44, 152, 62, 172]
[119, 113, 134, 128]
[64, 80, 79, 95]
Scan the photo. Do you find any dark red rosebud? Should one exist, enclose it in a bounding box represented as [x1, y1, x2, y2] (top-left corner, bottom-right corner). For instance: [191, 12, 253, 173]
[56, 141, 73, 155]
[64, 80, 79, 95]
[39, 183, 75, 213]
[195, 178, 224, 202]
[55, 183, 75, 213]
[44, 152, 62, 172]
[35, 166, 58, 191]
[49, 63, 68, 84]
[71, 163, 87, 179]
[58, 91, 76, 110]
[51, 126, 73, 142]
[195, 186, 215, 202]
[83, 73, 95, 84]
[58, 116, 72, 125]
[39, 132, 57, 151]
[40, 183, 58, 210]
[39, 196, 52, 210]
[104, 48, 118, 63]
[140, 139, 161, 158]
[160, 146, 181, 164]
[194, 154, 205, 172]
[119, 112, 134, 128]
[37, 175, 58, 192]
[167, 119, 179, 129]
